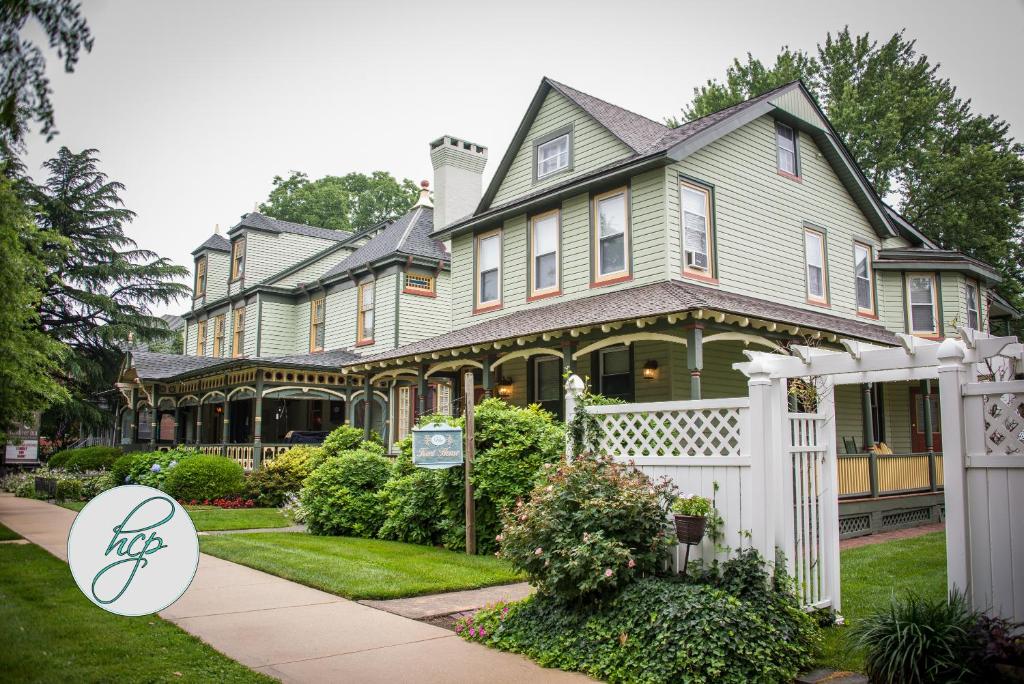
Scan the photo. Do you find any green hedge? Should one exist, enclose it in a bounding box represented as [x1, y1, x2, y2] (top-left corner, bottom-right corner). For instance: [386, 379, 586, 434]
[48, 446, 122, 472]
[302, 449, 391, 536]
[245, 446, 323, 507]
[164, 455, 245, 501]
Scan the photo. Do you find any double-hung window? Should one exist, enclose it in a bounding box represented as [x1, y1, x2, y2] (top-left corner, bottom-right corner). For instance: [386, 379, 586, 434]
[804, 228, 828, 304]
[593, 187, 630, 284]
[310, 297, 325, 352]
[232, 308, 246, 357]
[535, 132, 570, 179]
[530, 210, 560, 297]
[357, 283, 375, 344]
[599, 346, 632, 400]
[194, 257, 207, 297]
[195, 320, 206, 356]
[212, 315, 225, 357]
[680, 181, 713, 277]
[966, 281, 981, 331]
[475, 230, 501, 310]
[230, 237, 246, 281]
[853, 242, 875, 315]
[907, 273, 939, 336]
[776, 122, 798, 177]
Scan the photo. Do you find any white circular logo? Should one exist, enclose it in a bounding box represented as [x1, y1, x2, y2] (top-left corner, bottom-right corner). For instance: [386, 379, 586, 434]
[67, 485, 199, 616]
[430, 433, 447, 446]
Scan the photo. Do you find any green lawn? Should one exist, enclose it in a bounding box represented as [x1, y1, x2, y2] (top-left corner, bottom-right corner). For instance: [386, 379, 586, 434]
[0, 522, 21, 541]
[59, 501, 292, 532]
[818, 531, 947, 672]
[0, 543, 272, 683]
[200, 533, 523, 600]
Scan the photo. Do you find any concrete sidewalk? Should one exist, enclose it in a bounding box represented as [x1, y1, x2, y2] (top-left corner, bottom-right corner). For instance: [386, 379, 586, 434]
[0, 495, 588, 683]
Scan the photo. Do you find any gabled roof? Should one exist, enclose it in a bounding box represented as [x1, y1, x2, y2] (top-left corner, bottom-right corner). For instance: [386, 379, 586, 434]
[883, 205, 938, 248]
[450, 79, 897, 241]
[353, 279, 899, 368]
[323, 206, 447, 280]
[229, 212, 351, 242]
[191, 233, 230, 255]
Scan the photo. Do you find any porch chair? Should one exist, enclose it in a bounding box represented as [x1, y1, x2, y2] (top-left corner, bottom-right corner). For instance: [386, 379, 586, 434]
[842, 436, 860, 454]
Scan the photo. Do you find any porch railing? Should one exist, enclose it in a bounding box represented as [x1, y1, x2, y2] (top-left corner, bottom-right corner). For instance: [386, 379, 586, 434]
[838, 451, 944, 498]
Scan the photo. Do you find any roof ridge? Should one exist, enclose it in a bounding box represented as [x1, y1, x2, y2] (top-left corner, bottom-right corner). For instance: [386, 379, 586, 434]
[544, 77, 669, 154]
[546, 77, 669, 131]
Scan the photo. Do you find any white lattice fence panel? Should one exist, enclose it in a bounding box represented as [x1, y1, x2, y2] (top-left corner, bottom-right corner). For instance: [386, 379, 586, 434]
[588, 399, 748, 459]
[983, 392, 1024, 456]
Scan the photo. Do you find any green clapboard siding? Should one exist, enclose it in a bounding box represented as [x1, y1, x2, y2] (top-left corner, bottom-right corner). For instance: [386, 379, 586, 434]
[259, 300, 297, 356]
[451, 168, 666, 330]
[876, 270, 906, 333]
[667, 114, 889, 323]
[271, 246, 353, 288]
[198, 251, 230, 304]
[940, 272, 965, 336]
[491, 89, 632, 207]
[770, 89, 829, 131]
[882, 383, 912, 454]
[324, 274, 398, 354]
[398, 271, 452, 346]
[835, 384, 865, 452]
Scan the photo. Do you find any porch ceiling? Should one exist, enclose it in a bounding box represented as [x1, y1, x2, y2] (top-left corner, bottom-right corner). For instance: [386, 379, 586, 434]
[349, 279, 899, 372]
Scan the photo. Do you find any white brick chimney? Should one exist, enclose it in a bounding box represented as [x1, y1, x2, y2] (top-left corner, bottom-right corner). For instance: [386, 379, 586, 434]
[429, 135, 487, 230]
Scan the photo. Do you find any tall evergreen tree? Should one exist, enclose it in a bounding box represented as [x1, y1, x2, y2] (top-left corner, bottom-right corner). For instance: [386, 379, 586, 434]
[0, 173, 67, 440]
[671, 29, 1024, 322]
[28, 147, 189, 441]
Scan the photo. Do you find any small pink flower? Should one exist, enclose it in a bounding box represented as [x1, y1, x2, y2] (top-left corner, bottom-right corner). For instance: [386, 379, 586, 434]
[469, 628, 477, 637]
[545, 485, 553, 492]
[628, 558, 636, 568]
[480, 628, 487, 637]
[495, 534, 504, 542]
[534, 547, 543, 555]
[604, 568, 613, 577]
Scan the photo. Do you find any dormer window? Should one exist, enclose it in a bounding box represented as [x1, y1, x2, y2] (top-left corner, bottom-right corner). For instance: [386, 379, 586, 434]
[776, 122, 799, 178]
[230, 237, 246, 281]
[194, 256, 207, 298]
[534, 128, 572, 180]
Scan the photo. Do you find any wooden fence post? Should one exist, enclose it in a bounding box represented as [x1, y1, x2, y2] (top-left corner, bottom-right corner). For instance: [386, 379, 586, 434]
[936, 339, 971, 596]
[464, 371, 476, 556]
[745, 360, 775, 564]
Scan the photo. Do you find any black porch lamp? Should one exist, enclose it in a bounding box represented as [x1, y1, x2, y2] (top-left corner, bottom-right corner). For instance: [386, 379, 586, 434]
[642, 360, 659, 380]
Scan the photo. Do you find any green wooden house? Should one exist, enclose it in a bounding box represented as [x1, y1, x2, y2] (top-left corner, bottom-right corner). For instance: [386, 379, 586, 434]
[118, 78, 1017, 496]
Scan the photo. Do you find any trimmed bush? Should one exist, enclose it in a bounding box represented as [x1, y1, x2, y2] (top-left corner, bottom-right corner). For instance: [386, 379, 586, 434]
[460, 567, 819, 684]
[164, 455, 245, 502]
[498, 455, 675, 602]
[302, 449, 391, 537]
[110, 453, 135, 485]
[377, 468, 447, 545]
[245, 446, 323, 507]
[321, 426, 365, 456]
[49, 446, 122, 471]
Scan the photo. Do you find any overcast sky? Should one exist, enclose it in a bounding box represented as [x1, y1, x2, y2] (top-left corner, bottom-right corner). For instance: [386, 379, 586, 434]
[22, 0, 1024, 316]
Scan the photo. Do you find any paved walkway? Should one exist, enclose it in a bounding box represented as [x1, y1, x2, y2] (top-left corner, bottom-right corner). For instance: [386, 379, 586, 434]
[361, 582, 534, 619]
[840, 522, 945, 550]
[0, 495, 588, 683]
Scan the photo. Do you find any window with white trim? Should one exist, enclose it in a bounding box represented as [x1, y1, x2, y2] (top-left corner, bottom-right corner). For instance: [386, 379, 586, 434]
[804, 228, 828, 304]
[966, 281, 980, 330]
[357, 283, 375, 343]
[593, 187, 629, 282]
[680, 181, 712, 275]
[907, 273, 938, 335]
[536, 134, 570, 179]
[530, 210, 560, 296]
[476, 231, 501, 308]
[776, 122, 798, 176]
[854, 242, 875, 314]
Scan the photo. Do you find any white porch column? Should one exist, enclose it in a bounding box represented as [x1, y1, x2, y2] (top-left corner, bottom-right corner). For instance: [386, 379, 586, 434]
[563, 374, 584, 461]
[745, 360, 777, 563]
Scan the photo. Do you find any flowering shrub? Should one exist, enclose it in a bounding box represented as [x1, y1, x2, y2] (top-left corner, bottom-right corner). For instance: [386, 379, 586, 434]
[498, 455, 675, 603]
[1, 467, 114, 501]
[180, 497, 255, 509]
[301, 449, 391, 536]
[121, 448, 197, 489]
[164, 455, 245, 501]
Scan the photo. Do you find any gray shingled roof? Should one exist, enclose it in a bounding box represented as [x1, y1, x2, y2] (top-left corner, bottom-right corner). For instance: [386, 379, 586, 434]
[262, 347, 361, 368]
[230, 212, 351, 242]
[323, 206, 447, 279]
[129, 351, 228, 380]
[355, 279, 899, 366]
[547, 79, 671, 154]
[192, 233, 230, 255]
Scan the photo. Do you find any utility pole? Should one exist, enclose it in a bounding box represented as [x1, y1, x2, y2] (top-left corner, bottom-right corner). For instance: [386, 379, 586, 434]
[464, 371, 476, 555]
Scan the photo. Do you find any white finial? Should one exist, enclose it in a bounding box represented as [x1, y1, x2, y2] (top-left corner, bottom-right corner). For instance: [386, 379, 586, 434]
[214, 223, 220, 234]
[413, 180, 433, 208]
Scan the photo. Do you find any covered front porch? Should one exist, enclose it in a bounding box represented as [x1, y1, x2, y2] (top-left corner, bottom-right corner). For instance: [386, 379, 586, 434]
[116, 351, 389, 470]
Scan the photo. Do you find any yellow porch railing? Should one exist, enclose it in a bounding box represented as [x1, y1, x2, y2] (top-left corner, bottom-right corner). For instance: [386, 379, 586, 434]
[838, 452, 943, 499]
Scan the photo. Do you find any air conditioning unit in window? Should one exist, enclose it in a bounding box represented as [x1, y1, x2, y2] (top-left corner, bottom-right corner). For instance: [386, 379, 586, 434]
[686, 250, 708, 270]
